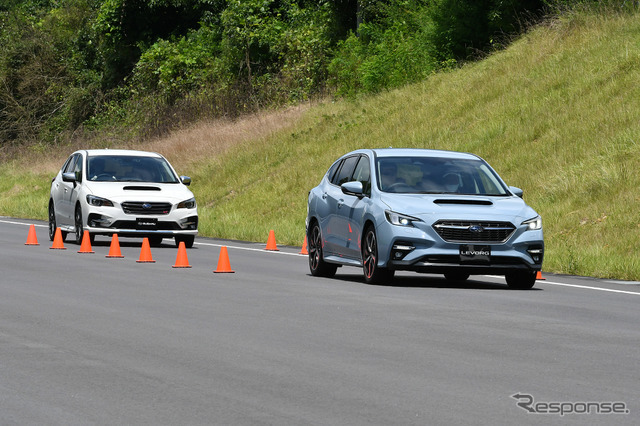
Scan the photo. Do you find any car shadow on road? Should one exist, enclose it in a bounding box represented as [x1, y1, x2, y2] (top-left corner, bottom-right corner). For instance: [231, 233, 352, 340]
[331, 273, 543, 290]
[89, 238, 199, 249]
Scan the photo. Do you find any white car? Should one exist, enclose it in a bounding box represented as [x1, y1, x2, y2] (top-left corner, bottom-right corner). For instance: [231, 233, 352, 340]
[49, 149, 198, 247]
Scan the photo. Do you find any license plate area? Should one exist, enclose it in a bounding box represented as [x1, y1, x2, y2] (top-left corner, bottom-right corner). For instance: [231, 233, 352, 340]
[459, 245, 491, 264]
[136, 217, 158, 229]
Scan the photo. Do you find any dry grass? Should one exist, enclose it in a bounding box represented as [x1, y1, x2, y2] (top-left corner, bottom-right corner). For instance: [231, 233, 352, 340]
[2, 10, 640, 279]
[1, 104, 310, 173]
[137, 105, 311, 171]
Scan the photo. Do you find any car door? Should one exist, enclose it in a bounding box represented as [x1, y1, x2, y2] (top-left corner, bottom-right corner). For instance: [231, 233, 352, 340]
[322, 155, 359, 256]
[67, 152, 84, 226]
[335, 155, 371, 260]
[55, 154, 79, 226]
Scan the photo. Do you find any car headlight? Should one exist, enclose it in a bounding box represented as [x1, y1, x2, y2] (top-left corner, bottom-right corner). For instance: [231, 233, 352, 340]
[86, 195, 114, 207]
[177, 197, 196, 209]
[385, 210, 421, 227]
[522, 215, 542, 230]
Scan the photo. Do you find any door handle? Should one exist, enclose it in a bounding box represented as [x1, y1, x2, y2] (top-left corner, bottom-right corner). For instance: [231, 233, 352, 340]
[337, 199, 344, 208]
[322, 192, 328, 200]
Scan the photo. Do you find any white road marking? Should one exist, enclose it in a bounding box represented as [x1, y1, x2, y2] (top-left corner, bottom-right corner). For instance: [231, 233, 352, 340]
[0, 218, 44, 227]
[195, 241, 306, 257]
[540, 281, 640, 296]
[3, 218, 639, 292]
[485, 274, 640, 296]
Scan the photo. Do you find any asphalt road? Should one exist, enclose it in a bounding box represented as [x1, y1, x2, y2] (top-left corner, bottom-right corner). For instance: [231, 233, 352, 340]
[1, 217, 639, 425]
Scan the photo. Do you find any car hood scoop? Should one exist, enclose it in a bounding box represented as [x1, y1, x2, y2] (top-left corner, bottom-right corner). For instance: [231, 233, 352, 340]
[123, 185, 162, 191]
[434, 199, 493, 206]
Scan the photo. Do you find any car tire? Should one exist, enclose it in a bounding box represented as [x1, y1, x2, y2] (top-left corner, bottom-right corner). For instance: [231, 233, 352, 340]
[175, 235, 195, 248]
[362, 226, 395, 285]
[48, 201, 66, 242]
[74, 205, 84, 245]
[444, 272, 470, 282]
[149, 236, 163, 247]
[308, 222, 338, 278]
[505, 271, 537, 290]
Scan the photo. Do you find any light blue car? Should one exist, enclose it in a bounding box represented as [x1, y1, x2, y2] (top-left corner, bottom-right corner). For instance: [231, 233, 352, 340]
[306, 149, 544, 289]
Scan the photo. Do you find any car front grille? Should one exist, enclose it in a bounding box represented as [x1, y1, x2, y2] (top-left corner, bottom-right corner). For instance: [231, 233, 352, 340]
[121, 202, 172, 215]
[433, 220, 516, 243]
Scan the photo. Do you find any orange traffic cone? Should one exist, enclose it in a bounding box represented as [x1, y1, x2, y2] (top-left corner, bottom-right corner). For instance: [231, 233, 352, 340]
[173, 241, 191, 268]
[299, 235, 308, 255]
[137, 237, 156, 263]
[25, 224, 39, 245]
[50, 227, 66, 250]
[214, 246, 235, 273]
[106, 234, 124, 258]
[78, 230, 95, 253]
[536, 271, 545, 280]
[265, 229, 279, 251]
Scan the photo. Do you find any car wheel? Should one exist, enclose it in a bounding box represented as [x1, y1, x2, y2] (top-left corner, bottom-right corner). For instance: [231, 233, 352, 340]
[74, 205, 84, 245]
[444, 272, 470, 282]
[362, 226, 394, 284]
[175, 235, 194, 248]
[308, 223, 337, 278]
[149, 236, 163, 247]
[505, 271, 537, 290]
[48, 201, 60, 241]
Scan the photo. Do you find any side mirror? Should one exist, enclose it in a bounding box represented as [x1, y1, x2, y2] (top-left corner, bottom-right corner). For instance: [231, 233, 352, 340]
[509, 186, 524, 198]
[181, 176, 191, 186]
[341, 181, 364, 197]
[62, 172, 76, 183]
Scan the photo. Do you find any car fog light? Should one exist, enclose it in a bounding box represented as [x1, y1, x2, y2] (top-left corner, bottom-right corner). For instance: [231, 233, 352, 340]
[527, 247, 544, 264]
[179, 216, 198, 230]
[392, 243, 415, 260]
[88, 214, 112, 228]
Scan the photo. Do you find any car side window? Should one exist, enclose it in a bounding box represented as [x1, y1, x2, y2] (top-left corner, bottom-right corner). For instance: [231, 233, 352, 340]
[327, 159, 343, 184]
[63, 154, 78, 174]
[73, 154, 83, 182]
[334, 155, 359, 186]
[352, 156, 371, 196]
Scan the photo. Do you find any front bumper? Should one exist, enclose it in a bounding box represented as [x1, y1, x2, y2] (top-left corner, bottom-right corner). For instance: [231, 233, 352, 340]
[84, 206, 198, 238]
[377, 220, 543, 275]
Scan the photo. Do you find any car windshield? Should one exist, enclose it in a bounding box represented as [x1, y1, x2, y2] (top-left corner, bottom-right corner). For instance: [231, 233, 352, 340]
[87, 155, 179, 183]
[376, 156, 509, 195]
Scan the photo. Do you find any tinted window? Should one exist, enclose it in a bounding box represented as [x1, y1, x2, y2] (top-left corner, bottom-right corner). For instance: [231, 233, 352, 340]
[63, 154, 78, 173]
[73, 154, 83, 182]
[327, 159, 343, 184]
[351, 156, 371, 196]
[334, 156, 359, 186]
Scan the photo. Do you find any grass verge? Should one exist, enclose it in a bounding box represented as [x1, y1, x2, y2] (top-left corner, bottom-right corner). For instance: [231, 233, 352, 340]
[1, 9, 639, 279]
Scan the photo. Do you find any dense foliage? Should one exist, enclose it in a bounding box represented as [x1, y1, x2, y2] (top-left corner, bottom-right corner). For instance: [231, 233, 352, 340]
[3, 0, 603, 147]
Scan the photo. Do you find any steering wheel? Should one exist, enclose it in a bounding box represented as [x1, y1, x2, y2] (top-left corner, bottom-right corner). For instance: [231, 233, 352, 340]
[93, 173, 116, 181]
[386, 182, 412, 192]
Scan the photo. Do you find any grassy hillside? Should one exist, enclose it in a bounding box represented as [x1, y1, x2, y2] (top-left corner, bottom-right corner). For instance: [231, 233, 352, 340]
[2, 9, 640, 279]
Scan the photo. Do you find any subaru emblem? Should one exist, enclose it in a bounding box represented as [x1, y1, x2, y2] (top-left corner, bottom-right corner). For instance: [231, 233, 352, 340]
[142, 203, 152, 210]
[469, 225, 484, 233]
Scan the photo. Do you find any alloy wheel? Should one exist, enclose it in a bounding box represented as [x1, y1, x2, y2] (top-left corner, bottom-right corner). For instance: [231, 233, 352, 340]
[308, 223, 337, 278]
[75, 206, 83, 245]
[363, 229, 377, 280]
[48, 203, 56, 241]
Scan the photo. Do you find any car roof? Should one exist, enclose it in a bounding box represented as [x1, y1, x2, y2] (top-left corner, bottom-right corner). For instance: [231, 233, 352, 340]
[370, 148, 479, 159]
[81, 149, 163, 158]
[347, 148, 481, 160]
